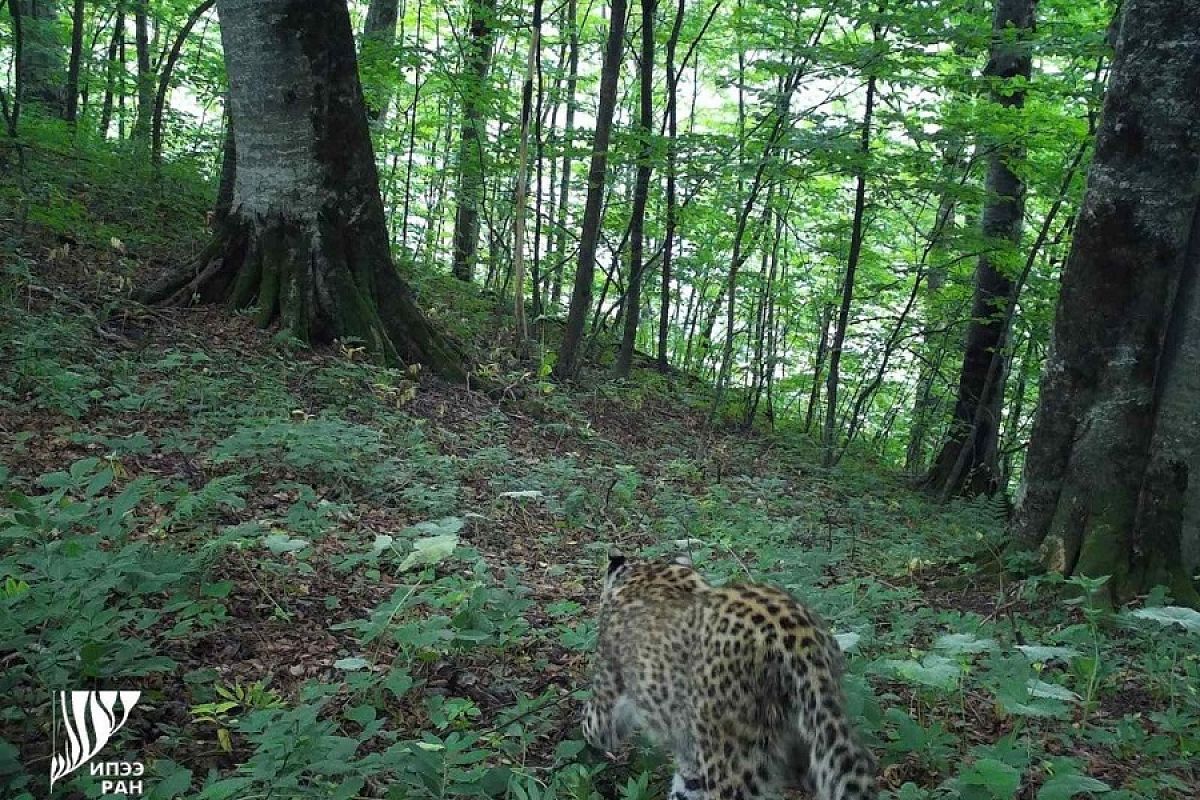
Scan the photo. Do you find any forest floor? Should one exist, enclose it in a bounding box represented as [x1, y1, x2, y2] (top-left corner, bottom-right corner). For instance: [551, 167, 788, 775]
[2, 140, 1198, 800]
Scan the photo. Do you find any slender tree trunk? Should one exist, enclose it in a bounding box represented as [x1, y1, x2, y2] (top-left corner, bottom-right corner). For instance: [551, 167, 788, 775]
[64, 0, 84, 123]
[821, 71, 876, 466]
[16, 0, 66, 113]
[925, 0, 1036, 497]
[400, 0, 425, 248]
[450, 0, 498, 282]
[1012, 0, 1200, 607]
[132, 0, 153, 143]
[907, 141, 968, 473]
[99, 2, 124, 137]
[550, 0, 580, 308]
[117, 16, 127, 139]
[512, 0, 543, 345]
[804, 305, 831, 433]
[361, 0, 400, 121]
[657, 0, 685, 372]
[613, 0, 655, 377]
[152, 0, 215, 165]
[2, 0, 24, 137]
[999, 331, 1034, 489]
[554, 0, 629, 379]
[746, 208, 781, 427]
[530, 14, 547, 323]
[135, 0, 465, 381]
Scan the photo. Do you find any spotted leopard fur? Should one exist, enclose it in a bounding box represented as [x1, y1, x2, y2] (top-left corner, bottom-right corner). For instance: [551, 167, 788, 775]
[582, 554, 875, 800]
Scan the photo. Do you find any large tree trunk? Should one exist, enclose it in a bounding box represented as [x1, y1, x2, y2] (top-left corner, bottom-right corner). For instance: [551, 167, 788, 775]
[613, 0, 655, 377]
[135, 0, 465, 381]
[449, 0, 498, 282]
[213, 98, 236, 224]
[925, 0, 1035, 498]
[16, 0, 66, 113]
[1012, 0, 1200, 607]
[554, 0, 629, 379]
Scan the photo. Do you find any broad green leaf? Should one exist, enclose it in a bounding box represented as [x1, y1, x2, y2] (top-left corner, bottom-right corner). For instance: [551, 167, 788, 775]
[1028, 679, 1080, 702]
[1016, 645, 1080, 663]
[262, 532, 309, 554]
[955, 757, 1022, 797]
[888, 655, 961, 690]
[834, 632, 862, 652]
[1038, 772, 1111, 800]
[399, 533, 460, 571]
[934, 633, 996, 655]
[1129, 606, 1200, 634]
[402, 516, 464, 538]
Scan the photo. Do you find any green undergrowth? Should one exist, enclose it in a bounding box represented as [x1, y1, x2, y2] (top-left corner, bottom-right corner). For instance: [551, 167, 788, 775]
[2, 135, 1198, 800]
[2, 291, 1198, 800]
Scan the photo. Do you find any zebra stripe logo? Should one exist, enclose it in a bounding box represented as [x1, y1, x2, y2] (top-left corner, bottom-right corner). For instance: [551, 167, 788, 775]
[49, 690, 141, 790]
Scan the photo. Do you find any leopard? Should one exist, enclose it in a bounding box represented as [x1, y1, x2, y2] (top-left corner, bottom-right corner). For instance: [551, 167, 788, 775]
[581, 553, 876, 800]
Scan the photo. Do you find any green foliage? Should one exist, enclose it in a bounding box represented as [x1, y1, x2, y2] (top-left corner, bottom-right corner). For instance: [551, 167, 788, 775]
[3, 2, 1196, 798]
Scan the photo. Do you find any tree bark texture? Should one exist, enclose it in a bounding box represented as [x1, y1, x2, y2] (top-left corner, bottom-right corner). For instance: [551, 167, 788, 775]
[136, 0, 465, 381]
[925, 0, 1035, 497]
[554, 0, 629, 379]
[1012, 0, 1200, 606]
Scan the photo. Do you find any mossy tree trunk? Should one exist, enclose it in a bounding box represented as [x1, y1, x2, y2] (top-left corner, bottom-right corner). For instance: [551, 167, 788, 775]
[136, 0, 465, 381]
[1011, 0, 1200, 607]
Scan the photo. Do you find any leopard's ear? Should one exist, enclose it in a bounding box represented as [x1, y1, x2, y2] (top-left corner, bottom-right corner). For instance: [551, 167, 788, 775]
[606, 550, 627, 575]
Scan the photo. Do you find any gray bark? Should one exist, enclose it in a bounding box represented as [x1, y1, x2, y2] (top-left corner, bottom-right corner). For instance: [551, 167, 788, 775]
[213, 99, 235, 223]
[137, 0, 465, 381]
[1012, 0, 1200, 606]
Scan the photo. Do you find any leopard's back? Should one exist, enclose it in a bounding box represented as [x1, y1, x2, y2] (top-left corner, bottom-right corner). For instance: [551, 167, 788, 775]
[582, 556, 876, 800]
